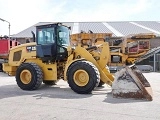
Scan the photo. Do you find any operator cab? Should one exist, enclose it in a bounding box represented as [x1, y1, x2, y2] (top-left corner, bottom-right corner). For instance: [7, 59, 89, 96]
[36, 23, 70, 62]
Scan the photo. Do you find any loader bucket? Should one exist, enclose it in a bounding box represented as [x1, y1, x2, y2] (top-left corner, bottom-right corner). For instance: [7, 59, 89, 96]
[112, 65, 153, 101]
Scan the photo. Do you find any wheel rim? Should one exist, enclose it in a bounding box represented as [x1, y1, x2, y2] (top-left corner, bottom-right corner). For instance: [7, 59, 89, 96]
[73, 69, 89, 86]
[20, 70, 32, 84]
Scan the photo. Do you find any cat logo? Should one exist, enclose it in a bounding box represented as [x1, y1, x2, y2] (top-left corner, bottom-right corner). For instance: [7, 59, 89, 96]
[26, 46, 36, 52]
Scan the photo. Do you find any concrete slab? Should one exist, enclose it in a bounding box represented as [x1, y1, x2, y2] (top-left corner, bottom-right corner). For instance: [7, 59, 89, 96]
[0, 72, 160, 120]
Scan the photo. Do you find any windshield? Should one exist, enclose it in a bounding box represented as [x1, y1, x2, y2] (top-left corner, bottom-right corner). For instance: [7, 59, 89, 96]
[57, 26, 70, 46]
[37, 27, 55, 44]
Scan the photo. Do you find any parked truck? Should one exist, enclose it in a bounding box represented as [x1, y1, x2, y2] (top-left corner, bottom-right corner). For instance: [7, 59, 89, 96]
[0, 36, 19, 71]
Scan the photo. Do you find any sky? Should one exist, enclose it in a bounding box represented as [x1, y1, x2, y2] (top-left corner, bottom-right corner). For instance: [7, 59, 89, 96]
[0, 0, 160, 36]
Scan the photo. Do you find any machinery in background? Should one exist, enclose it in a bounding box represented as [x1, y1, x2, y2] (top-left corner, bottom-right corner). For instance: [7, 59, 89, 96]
[70, 32, 156, 72]
[109, 33, 155, 65]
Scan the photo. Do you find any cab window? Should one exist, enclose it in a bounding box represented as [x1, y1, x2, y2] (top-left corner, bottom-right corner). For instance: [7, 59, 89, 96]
[37, 27, 55, 44]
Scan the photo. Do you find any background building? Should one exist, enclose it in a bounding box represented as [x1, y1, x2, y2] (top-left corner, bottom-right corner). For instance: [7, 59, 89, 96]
[11, 21, 160, 71]
[12, 21, 160, 43]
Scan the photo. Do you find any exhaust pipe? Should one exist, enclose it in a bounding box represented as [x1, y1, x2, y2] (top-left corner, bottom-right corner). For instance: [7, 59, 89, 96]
[31, 31, 36, 42]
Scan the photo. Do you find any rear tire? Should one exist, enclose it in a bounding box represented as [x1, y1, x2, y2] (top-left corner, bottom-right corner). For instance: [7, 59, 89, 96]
[67, 60, 100, 94]
[16, 62, 43, 90]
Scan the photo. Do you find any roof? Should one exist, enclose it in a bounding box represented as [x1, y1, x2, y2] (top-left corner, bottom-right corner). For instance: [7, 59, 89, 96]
[12, 21, 160, 38]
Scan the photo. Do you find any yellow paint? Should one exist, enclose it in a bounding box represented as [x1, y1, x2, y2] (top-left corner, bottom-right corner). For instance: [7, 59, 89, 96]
[26, 59, 57, 81]
[8, 42, 37, 66]
[20, 70, 32, 84]
[73, 44, 114, 85]
[2, 63, 17, 76]
[73, 69, 89, 86]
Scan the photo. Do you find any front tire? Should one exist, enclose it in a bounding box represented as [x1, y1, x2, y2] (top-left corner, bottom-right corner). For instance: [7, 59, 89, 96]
[16, 62, 43, 90]
[67, 60, 100, 94]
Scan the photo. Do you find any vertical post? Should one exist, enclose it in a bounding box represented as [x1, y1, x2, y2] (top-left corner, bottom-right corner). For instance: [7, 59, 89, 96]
[0, 18, 10, 37]
[154, 53, 156, 72]
[8, 22, 10, 37]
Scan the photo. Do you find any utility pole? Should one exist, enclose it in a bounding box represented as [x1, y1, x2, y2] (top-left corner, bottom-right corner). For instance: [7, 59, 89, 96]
[0, 18, 11, 37]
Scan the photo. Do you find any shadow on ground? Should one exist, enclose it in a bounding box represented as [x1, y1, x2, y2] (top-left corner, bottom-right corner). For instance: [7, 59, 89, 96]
[0, 83, 93, 100]
[0, 71, 152, 103]
[0, 82, 150, 103]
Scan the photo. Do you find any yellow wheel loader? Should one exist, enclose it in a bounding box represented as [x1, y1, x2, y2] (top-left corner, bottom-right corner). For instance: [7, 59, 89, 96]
[3, 23, 153, 100]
